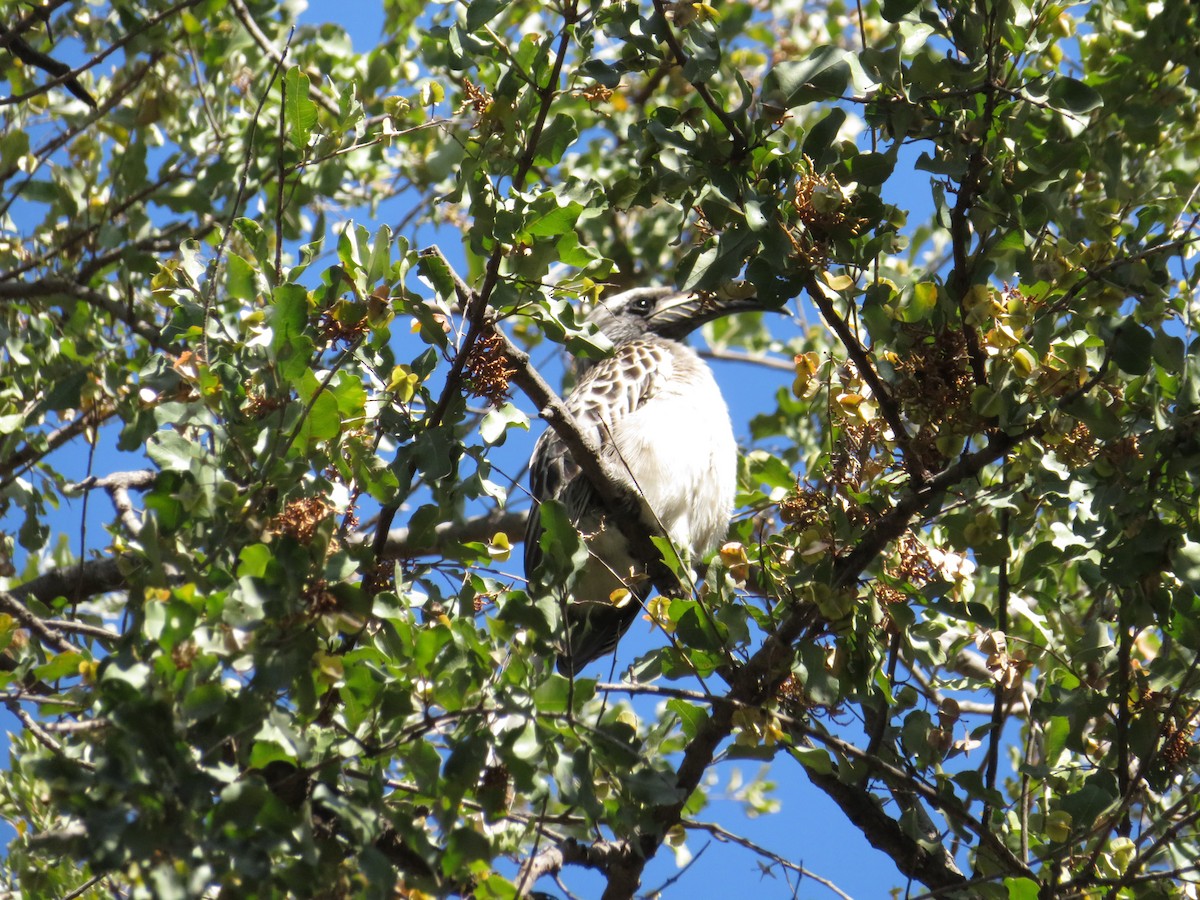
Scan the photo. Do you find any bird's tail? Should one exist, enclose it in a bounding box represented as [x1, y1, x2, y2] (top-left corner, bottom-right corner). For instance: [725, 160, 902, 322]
[555, 596, 644, 676]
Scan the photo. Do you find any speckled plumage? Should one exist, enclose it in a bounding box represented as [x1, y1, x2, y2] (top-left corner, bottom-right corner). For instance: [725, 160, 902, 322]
[525, 287, 758, 675]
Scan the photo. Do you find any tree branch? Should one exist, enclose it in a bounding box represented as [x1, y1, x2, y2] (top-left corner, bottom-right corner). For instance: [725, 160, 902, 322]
[649, 0, 749, 158]
[0, 0, 201, 110]
[371, 2, 581, 564]
[0, 591, 75, 654]
[807, 274, 929, 484]
[228, 0, 341, 117]
[683, 819, 853, 899]
[615, 428, 1037, 893]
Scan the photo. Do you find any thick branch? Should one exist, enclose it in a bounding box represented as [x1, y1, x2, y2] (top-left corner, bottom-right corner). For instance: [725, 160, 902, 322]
[803, 765, 965, 890]
[517, 839, 633, 897]
[0, 0, 201, 110]
[0, 404, 118, 490]
[0, 591, 75, 654]
[0, 22, 96, 107]
[8, 556, 131, 608]
[360, 508, 528, 558]
[0, 279, 166, 348]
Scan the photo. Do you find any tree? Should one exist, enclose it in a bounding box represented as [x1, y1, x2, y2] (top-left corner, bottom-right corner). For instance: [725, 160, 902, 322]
[2, 0, 1199, 896]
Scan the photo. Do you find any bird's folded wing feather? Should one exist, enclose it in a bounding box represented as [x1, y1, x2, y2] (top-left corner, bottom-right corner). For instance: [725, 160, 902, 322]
[524, 340, 674, 581]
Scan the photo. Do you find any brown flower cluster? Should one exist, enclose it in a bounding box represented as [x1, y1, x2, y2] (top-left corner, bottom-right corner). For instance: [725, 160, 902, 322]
[464, 330, 517, 407]
[244, 391, 286, 420]
[893, 328, 973, 422]
[776, 673, 811, 718]
[459, 77, 492, 115]
[890, 532, 938, 586]
[317, 306, 368, 347]
[828, 421, 886, 517]
[1160, 720, 1195, 768]
[1052, 421, 1098, 467]
[579, 84, 613, 104]
[268, 497, 333, 545]
[364, 557, 397, 596]
[303, 578, 341, 615]
[874, 532, 937, 608]
[779, 484, 830, 530]
[1099, 434, 1142, 468]
[792, 171, 848, 232]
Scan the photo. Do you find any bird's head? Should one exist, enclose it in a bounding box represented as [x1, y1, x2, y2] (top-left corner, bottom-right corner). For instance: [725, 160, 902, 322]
[585, 285, 771, 345]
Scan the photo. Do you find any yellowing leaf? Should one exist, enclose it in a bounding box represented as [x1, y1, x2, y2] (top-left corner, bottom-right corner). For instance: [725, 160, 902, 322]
[608, 588, 632, 607]
[487, 532, 512, 562]
[387, 365, 421, 403]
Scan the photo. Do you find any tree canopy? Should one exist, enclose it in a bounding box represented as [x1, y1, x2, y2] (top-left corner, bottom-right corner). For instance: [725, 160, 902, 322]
[2, 0, 1200, 896]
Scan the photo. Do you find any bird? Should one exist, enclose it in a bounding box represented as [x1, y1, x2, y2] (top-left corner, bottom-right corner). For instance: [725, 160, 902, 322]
[524, 285, 765, 676]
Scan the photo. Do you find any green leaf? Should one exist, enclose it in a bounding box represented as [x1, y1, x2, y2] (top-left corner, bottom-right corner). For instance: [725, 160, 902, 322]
[525, 199, 583, 238]
[270, 284, 310, 347]
[668, 698, 709, 739]
[802, 108, 847, 168]
[532, 114, 578, 167]
[239, 543, 273, 578]
[148, 430, 200, 471]
[535, 500, 587, 581]
[295, 390, 341, 448]
[788, 746, 833, 775]
[763, 46, 851, 111]
[284, 67, 318, 148]
[442, 827, 491, 876]
[900, 281, 938, 322]
[881, 0, 921, 21]
[479, 402, 528, 445]
[226, 253, 258, 301]
[1048, 76, 1103, 115]
[1112, 319, 1153, 375]
[466, 0, 504, 30]
[848, 151, 894, 186]
[1004, 878, 1040, 900]
[1043, 715, 1070, 767]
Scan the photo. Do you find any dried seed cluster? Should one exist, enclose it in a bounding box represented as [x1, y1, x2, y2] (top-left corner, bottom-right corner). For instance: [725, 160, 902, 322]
[1161, 720, 1195, 768]
[1052, 421, 1098, 467]
[779, 485, 829, 530]
[464, 330, 517, 407]
[459, 77, 492, 115]
[317, 307, 368, 346]
[893, 328, 973, 423]
[244, 391, 286, 420]
[303, 578, 341, 615]
[268, 497, 334, 545]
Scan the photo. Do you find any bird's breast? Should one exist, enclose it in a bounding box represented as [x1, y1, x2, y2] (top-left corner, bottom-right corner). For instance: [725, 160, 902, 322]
[607, 353, 736, 559]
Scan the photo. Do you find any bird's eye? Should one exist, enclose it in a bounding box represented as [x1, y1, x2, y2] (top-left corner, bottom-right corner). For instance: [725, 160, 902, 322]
[629, 295, 656, 315]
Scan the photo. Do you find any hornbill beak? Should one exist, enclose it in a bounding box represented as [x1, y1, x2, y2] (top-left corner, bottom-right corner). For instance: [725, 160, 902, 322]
[647, 284, 775, 340]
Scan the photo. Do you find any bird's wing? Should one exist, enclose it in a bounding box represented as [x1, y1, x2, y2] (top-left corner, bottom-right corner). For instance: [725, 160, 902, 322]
[524, 340, 673, 583]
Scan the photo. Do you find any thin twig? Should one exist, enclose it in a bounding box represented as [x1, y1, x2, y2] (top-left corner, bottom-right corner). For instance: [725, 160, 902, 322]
[371, 1, 581, 564]
[683, 820, 853, 900]
[228, 0, 341, 117]
[200, 27, 295, 360]
[4, 699, 97, 770]
[648, 0, 749, 158]
[807, 274, 928, 484]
